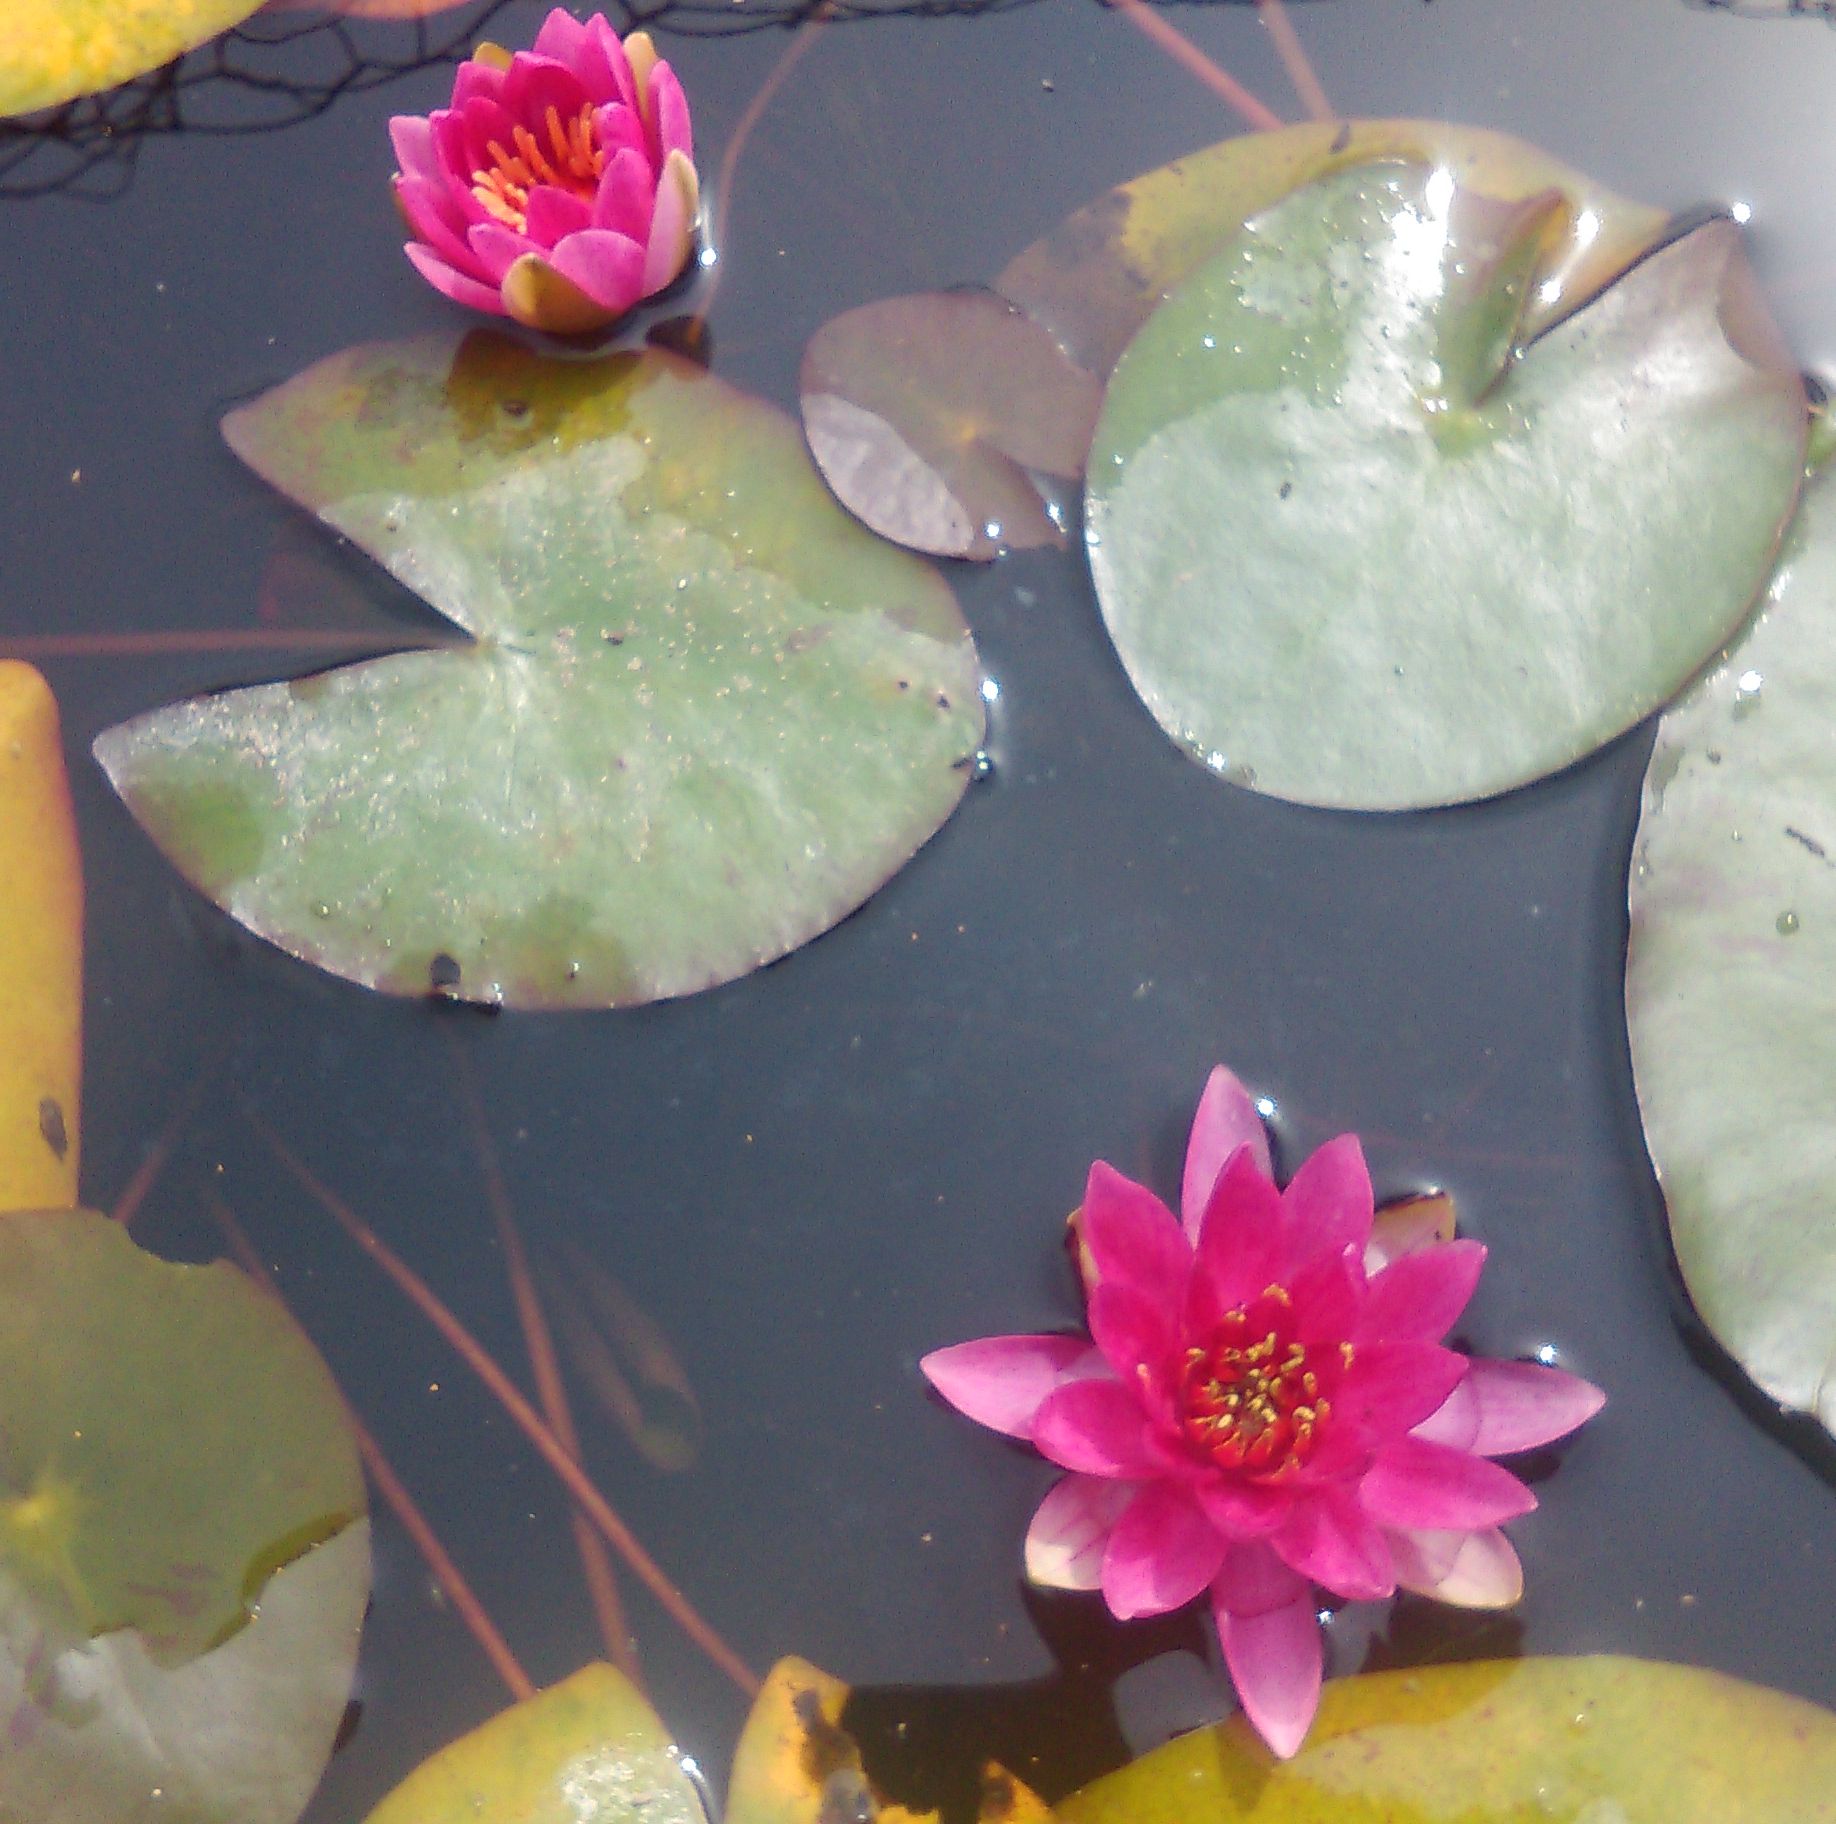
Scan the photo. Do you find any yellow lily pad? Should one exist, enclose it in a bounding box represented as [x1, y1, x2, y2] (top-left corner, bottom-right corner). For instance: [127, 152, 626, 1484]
[0, 664, 81, 1211]
[363, 1661, 704, 1824]
[0, 0, 271, 118]
[1058, 1657, 1836, 1822]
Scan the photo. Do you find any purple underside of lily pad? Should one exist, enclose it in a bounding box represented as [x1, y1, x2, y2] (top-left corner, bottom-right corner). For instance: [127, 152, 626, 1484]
[94, 333, 985, 1010]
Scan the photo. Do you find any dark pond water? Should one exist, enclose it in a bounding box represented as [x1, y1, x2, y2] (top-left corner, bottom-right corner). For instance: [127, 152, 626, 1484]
[5, 0, 1836, 1814]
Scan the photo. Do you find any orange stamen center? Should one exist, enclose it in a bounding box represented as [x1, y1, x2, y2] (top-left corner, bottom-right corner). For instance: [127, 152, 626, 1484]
[472, 103, 606, 233]
[1176, 1286, 1349, 1478]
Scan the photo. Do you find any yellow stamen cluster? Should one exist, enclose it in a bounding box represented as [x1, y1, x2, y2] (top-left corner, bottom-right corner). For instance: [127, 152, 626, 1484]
[472, 102, 606, 233]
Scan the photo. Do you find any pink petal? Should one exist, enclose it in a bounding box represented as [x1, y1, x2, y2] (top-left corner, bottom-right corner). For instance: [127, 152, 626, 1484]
[1357, 1241, 1485, 1344]
[546, 228, 647, 313]
[465, 220, 533, 285]
[594, 98, 650, 169]
[1412, 1357, 1605, 1456]
[1335, 1341, 1468, 1443]
[389, 114, 446, 186]
[1271, 1488, 1394, 1602]
[1388, 1525, 1524, 1609]
[1359, 1436, 1536, 1531]
[1190, 1146, 1285, 1323]
[1181, 1067, 1272, 1238]
[641, 147, 699, 296]
[1287, 1244, 1365, 1347]
[451, 57, 508, 110]
[532, 5, 588, 63]
[646, 58, 695, 167]
[1088, 1282, 1177, 1389]
[920, 1335, 1098, 1440]
[1196, 1478, 1292, 1540]
[1033, 1379, 1158, 1479]
[1279, 1134, 1374, 1266]
[582, 16, 639, 112]
[503, 53, 594, 131]
[456, 95, 518, 177]
[1025, 1476, 1134, 1591]
[1079, 1161, 1191, 1307]
[395, 175, 477, 274]
[1211, 1545, 1322, 1761]
[1101, 1484, 1226, 1619]
[525, 186, 593, 248]
[593, 146, 655, 239]
[402, 242, 506, 315]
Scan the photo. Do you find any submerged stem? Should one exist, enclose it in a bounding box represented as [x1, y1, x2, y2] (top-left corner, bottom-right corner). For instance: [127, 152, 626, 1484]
[244, 1102, 760, 1700]
[1109, 0, 1286, 133]
[1254, 0, 1335, 122]
[208, 1190, 537, 1705]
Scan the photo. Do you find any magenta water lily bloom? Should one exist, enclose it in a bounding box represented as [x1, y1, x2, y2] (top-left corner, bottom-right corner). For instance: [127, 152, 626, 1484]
[922, 1067, 1604, 1761]
[389, 10, 698, 335]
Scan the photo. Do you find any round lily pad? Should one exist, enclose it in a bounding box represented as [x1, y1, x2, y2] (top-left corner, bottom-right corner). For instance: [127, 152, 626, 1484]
[1083, 161, 1806, 810]
[1628, 460, 1836, 1436]
[95, 334, 985, 1009]
[0, 0, 268, 117]
[1059, 1657, 1836, 1822]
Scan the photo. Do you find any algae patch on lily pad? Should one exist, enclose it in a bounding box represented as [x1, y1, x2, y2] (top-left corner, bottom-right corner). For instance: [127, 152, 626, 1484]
[1059, 1657, 1836, 1822]
[1084, 161, 1805, 810]
[0, 1208, 367, 1824]
[0, 0, 268, 116]
[96, 333, 984, 1009]
[1628, 459, 1836, 1438]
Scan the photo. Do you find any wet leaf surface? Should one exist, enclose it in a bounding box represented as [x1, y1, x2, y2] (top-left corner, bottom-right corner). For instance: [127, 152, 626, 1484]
[1628, 460, 1836, 1436]
[361, 1661, 703, 1824]
[0, 0, 268, 116]
[0, 1523, 370, 1824]
[996, 121, 1668, 379]
[801, 290, 1101, 559]
[96, 333, 984, 1009]
[1059, 1657, 1836, 1822]
[1084, 162, 1806, 809]
[0, 664, 81, 1212]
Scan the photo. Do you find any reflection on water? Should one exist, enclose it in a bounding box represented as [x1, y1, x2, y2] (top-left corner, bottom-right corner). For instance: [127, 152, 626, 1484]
[5, 0, 1836, 1817]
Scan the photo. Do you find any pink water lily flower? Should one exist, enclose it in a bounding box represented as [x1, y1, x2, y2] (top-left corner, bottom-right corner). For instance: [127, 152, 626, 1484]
[390, 10, 698, 335]
[922, 1067, 1604, 1761]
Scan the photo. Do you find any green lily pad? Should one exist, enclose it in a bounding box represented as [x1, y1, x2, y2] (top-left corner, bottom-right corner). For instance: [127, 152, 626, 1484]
[1059, 1657, 1836, 1822]
[0, 1522, 370, 1824]
[1084, 161, 1806, 810]
[0, 1208, 362, 1664]
[0, 0, 267, 116]
[800, 290, 1102, 559]
[1627, 461, 1836, 1434]
[95, 334, 984, 1009]
[362, 1661, 703, 1824]
[996, 121, 1669, 379]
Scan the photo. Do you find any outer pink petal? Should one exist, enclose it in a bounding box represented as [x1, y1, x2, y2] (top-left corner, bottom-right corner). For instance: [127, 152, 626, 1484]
[646, 58, 695, 166]
[1190, 1147, 1286, 1323]
[451, 58, 508, 110]
[546, 228, 647, 313]
[1271, 1488, 1393, 1602]
[532, 6, 588, 63]
[582, 15, 639, 111]
[1212, 1545, 1322, 1761]
[1032, 1379, 1159, 1478]
[1080, 1161, 1191, 1306]
[389, 114, 446, 186]
[1181, 1067, 1272, 1237]
[1088, 1282, 1177, 1389]
[1196, 1478, 1292, 1540]
[1412, 1358, 1605, 1457]
[641, 148, 698, 295]
[1359, 1436, 1536, 1531]
[465, 220, 533, 284]
[1100, 1484, 1226, 1619]
[403, 242, 506, 315]
[920, 1335, 1097, 1440]
[1335, 1341, 1468, 1443]
[396, 175, 478, 274]
[1388, 1525, 1524, 1608]
[1279, 1134, 1374, 1265]
[525, 186, 593, 248]
[593, 146, 654, 238]
[1025, 1476, 1134, 1591]
[1357, 1241, 1485, 1344]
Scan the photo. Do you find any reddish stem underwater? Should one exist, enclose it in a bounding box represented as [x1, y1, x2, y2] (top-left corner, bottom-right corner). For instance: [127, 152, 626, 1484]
[208, 1191, 537, 1705]
[1109, 0, 1286, 132]
[244, 1103, 761, 1699]
[1254, 0, 1335, 123]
